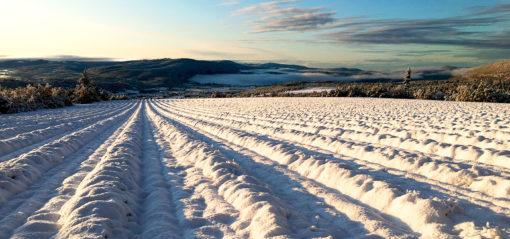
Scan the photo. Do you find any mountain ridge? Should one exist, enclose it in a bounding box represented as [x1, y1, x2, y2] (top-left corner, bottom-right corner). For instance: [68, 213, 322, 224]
[1, 58, 506, 92]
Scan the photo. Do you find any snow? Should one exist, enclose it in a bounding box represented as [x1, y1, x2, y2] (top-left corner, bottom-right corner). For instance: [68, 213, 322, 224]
[0, 98, 508, 238]
[285, 87, 336, 94]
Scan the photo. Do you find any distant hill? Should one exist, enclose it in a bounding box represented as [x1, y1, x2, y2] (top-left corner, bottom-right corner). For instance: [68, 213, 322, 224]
[2, 58, 504, 92]
[459, 60, 510, 81]
[0, 58, 248, 91]
[0, 60, 117, 89]
[87, 58, 248, 91]
[249, 63, 310, 70]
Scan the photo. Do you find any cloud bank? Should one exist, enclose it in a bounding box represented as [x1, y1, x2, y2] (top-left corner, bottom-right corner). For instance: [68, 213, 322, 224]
[235, 0, 337, 33]
[236, 1, 510, 50]
[319, 8, 510, 49]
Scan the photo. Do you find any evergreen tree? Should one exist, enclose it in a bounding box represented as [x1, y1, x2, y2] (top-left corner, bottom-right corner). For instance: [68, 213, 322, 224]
[72, 70, 101, 104]
[404, 67, 411, 84]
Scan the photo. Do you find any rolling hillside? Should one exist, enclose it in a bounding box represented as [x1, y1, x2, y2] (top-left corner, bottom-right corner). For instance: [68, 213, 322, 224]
[0, 59, 247, 91]
[87, 58, 248, 90]
[1, 58, 507, 93]
[460, 60, 510, 81]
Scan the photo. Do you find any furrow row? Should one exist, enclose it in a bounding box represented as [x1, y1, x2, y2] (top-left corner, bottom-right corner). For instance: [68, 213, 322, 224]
[0, 101, 132, 140]
[147, 102, 296, 238]
[55, 103, 144, 238]
[161, 100, 510, 169]
[0, 102, 139, 205]
[3, 105, 133, 238]
[151, 100, 508, 238]
[0, 102, 134, 157]
[156, 100, 510, 200]
[149, 101, 416, 238]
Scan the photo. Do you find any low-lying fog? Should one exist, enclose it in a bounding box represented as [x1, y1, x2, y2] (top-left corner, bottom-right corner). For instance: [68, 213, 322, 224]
[190, 67, 469, 86]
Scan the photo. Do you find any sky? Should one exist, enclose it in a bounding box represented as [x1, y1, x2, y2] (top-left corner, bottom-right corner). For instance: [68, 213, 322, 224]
[1, 0, 509, 70]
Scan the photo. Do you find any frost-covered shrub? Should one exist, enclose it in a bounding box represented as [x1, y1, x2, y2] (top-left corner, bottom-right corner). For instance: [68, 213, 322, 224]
[72, 70, 107, 104]
[244, 75, 510, 103]
[453, 85, 472, 102]
[0, 83, 73, 113]
[347, 86, 366, 97]
[0, 70, 120, 114]
[110, 94, 129, 100]
[0, 94, 9, 113]
[73, 85, 100, 104]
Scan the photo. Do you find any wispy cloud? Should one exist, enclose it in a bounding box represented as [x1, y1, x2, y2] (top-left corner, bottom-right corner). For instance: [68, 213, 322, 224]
[319, 16, 510, 49]
[45, 55, 119, 61]
[395, 50, 453, 57]
[318, 5, 510, 49]
[454, 49, 510, 60]
[235, 0, 338, 33]
[478, 4, 510, 15]
[220, 0, 240, 6]
[236, 1, 510, 50]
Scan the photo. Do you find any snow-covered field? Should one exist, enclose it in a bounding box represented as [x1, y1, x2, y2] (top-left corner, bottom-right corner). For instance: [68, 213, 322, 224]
[285, 87, 337, 95]
[0, 98, 508, 238]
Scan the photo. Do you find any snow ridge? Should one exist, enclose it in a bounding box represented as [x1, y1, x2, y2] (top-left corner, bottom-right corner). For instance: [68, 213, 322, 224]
[0, 98, 507, 238]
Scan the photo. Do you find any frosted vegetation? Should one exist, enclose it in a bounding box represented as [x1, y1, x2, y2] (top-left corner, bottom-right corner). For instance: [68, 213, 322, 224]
[0, 71, 126, 114]
[240, 78, 510, 102]
[0, 98, 508, 238]
[0, 84, 72, 114]
[239, 60, 510, 102]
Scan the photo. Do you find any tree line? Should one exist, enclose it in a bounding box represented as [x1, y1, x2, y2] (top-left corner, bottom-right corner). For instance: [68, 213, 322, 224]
[0, 71, 128, 114]
[238, 77, 510, 103]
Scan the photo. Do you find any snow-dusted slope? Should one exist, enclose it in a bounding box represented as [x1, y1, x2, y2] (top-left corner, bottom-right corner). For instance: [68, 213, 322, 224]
[0, 98, 508, 238]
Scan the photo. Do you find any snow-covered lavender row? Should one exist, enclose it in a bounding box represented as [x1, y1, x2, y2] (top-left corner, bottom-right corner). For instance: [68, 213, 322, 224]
[154, 100, 510, 202]
[152, 98, 509, 238]
[0, 101, 131, 140]
[161, 98, 510, 144]
[0, 102, 139, 204]
[146, 102, 295, 239]
[0, 98, 507, 238]
[152, 101, 461, 237]
[55, 104, 144, 238]
[0, 102, 134, 156]
[149, 101, 416, 238]
[2, 105, 134, 239]
[159, 99, 510, 168]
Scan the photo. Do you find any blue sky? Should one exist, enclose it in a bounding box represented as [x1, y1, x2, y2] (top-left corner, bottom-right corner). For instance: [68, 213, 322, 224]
[1, 0, 509, 69]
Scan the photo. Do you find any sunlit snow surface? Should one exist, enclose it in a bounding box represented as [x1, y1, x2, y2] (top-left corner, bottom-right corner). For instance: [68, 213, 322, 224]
[0, 98, 508, 238]
[285, 87, 337, 94]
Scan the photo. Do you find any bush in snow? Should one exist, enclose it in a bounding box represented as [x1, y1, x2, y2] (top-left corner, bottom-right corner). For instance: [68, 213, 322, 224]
[0, 94, 9, 113]
[72, 70, 110, 104]
[245, 75, 510, 103]
[0, 70, 122, 114]
[0, 83, 73, 114]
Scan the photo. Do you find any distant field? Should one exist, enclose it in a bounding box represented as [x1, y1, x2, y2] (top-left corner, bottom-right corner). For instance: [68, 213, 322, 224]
[0, 98, 508, 238]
